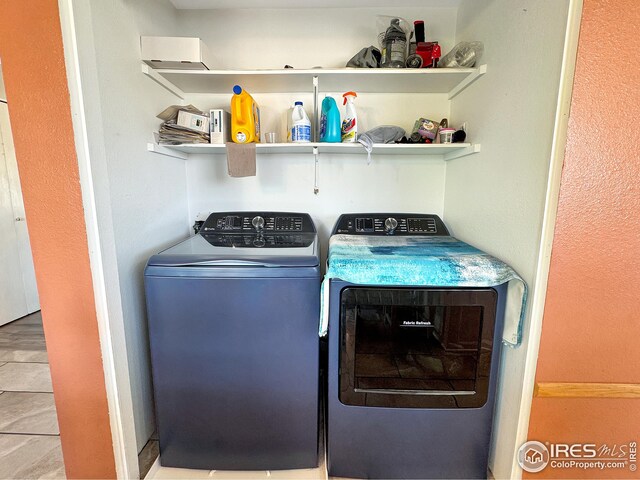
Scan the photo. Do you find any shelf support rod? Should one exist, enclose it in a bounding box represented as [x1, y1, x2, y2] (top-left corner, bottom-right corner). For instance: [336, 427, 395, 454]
[448, 64, 487, 100]
[312, 76, 319, 142]
[313, 146, 319, 194]
[141, 63, 185, 100]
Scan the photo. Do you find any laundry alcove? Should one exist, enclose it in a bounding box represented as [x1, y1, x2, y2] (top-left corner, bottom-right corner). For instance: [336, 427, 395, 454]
[65, 0, 575, 477]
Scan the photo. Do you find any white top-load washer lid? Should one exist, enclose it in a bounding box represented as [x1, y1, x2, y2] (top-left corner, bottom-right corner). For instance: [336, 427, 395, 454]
[147, 211, 320, 268]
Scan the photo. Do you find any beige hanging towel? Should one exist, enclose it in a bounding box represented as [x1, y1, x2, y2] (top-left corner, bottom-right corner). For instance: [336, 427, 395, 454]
[226, 142, 256, 177]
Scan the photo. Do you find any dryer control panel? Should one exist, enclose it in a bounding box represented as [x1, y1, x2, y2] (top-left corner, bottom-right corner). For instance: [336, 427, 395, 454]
[332, 213, 449, 236]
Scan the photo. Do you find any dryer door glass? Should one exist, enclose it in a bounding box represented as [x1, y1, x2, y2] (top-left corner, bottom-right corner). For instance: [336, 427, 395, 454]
[339, 287, 497, 408]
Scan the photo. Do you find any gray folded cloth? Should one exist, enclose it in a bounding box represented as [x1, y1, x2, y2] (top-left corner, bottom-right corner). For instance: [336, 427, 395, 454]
[346, 46, 382, 68]
[357, 125, 406, 164]
[226, 142, 256, 177]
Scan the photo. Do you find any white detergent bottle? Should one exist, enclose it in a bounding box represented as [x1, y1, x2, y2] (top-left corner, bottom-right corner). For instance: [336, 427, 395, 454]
[341, 91, 358, 142]
[291, 101, 311, 143]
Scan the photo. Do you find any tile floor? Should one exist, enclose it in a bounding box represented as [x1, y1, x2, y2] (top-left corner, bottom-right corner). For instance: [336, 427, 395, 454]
[138, 436, 160, 478]
[0, 311, 66, 479]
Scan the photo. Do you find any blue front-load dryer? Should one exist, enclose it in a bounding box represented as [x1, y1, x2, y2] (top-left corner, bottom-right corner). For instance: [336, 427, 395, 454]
[324, 213, 514, 479]
[144, 212, 320, 471]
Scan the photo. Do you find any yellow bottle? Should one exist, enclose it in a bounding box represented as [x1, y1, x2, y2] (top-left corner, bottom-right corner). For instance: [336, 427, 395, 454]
[231, 85, 260, 143]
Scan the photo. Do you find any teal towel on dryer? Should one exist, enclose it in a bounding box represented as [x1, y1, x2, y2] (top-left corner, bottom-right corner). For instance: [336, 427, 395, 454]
[320, 235, 527, 347]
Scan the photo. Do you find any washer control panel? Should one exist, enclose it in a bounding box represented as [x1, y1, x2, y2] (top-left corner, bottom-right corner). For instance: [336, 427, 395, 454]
[201, 212, 315, 234]
[203, 234, 314, 248]
[332, 213, 449, 236]
[199, 212, 316, 248]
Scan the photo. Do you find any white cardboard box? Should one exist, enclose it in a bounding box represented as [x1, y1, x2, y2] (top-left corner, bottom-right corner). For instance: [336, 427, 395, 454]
[177, 111, 210, 133]
[210, 109, 231, 144]
[141, 36, 211, 70]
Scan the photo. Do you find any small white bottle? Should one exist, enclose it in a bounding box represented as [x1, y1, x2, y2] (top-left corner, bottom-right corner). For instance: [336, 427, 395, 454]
[291, 101, 311, 143]
[341, 91, 358, 142]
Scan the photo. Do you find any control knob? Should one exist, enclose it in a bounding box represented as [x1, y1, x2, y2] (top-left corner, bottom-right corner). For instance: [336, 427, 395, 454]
[384, 217, 398, 234]
[252, 216, 265, 231]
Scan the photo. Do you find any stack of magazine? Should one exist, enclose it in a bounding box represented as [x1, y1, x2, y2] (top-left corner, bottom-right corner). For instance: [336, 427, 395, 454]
[157, 104, 210, 144]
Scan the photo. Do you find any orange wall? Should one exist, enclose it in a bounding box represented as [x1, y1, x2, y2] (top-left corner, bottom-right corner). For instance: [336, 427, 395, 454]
[526, 0, 640, 478]
[0, 2, 116, 479]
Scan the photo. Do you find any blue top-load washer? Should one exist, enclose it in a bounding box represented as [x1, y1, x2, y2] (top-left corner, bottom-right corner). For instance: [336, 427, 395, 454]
[144, 212, 320, 471]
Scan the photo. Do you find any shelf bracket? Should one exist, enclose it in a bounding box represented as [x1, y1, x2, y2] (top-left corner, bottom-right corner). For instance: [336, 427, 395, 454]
[443, 143, 481, 161]
[147, 142, 188, 160]
[448, 64, 487, 100]
[141, 64, 185, 100]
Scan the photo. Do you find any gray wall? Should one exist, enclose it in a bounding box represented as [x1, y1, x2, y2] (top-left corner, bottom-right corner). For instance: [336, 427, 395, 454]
[72, 0, 190, 453]
[445, 1, 570, 477]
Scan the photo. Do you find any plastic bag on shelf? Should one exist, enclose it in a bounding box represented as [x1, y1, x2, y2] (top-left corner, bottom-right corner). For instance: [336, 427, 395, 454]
[376, 16, 412, 48]
[376, 16, 412, 68]
[439, 41, 484, 68]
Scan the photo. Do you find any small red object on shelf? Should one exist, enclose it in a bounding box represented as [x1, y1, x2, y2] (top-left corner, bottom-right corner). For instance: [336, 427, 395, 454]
[416, 41, 441, 68]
